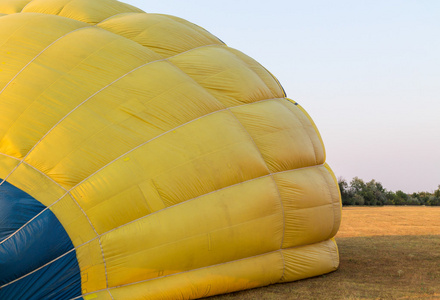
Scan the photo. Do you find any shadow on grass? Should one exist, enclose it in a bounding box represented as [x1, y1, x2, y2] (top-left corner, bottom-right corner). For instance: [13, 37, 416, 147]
[208, 235, 440, 300]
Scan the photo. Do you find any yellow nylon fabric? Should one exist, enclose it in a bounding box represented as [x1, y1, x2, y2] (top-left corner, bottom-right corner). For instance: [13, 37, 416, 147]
[0, 0, 342, 299]
[0, 0, 31, 14]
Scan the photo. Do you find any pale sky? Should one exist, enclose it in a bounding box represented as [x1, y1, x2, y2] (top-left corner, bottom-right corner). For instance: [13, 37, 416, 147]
[124, 0, 440, 193]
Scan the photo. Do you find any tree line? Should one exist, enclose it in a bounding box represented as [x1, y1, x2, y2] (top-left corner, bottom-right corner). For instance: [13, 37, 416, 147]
[338, 177, 440, 206]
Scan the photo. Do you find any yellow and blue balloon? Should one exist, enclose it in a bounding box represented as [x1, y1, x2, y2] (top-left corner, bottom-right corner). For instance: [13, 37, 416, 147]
[0, 0, 341, 299]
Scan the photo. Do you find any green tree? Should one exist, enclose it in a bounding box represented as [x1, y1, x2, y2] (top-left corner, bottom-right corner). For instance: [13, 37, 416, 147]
[350, 177, 365, 194]
[353, 194, 365, 205]
[394, 190, 408, 205]
[385, 191, 397, 205]
[363, 179, 387, 206]
[406, 196, 420, 205]
[338, 177, 354, 205]
[434, 185, 440, 198]
[427, 195, 440, 206]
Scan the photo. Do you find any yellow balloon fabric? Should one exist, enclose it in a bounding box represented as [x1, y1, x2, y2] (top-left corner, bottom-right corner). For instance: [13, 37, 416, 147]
[0, 0, 341, 299]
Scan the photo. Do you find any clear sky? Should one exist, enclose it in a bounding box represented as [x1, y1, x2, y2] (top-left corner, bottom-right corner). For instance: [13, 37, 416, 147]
[124, 0, 440, 193]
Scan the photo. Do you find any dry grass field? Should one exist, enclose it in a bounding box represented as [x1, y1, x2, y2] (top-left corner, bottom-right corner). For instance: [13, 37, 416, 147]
[209, 206, 440, 300]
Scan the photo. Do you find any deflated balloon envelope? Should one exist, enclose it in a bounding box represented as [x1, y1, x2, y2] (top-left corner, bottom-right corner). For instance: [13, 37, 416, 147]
[0, 0, 341, 299]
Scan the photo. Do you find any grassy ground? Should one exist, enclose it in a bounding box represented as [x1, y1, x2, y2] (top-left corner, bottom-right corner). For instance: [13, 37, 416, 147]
[208, 206, 440, 299]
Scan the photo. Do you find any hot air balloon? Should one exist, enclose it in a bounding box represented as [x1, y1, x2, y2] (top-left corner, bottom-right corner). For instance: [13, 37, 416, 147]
[0, 0, 341, 299]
